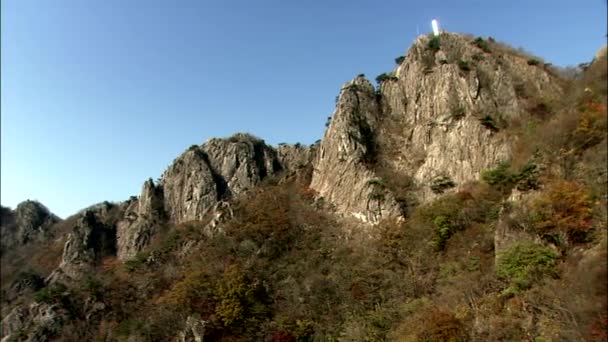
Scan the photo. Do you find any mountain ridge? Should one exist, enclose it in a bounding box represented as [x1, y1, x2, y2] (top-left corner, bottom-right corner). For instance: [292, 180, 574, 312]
[1, 32, 606, 341]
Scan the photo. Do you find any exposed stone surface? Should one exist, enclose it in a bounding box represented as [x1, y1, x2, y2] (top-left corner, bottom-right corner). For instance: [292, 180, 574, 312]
[116, 179, 165, 259]
[594, 45, 607, 62]
[158, 133, 282, 225]
[0, 201, 60, 252]
[276, 143, 314, 172]
[311, 33, 563, 222]
[379, 33, 562, 201]
[4, 272, 45, 304]
[1, 302, 64, 342]
[311, 76, 402, 223]
[116, 133, 285, 259]
[178, 316, 208, 342]
[47, 208, 116, 284]
[201, 133, 281, 197]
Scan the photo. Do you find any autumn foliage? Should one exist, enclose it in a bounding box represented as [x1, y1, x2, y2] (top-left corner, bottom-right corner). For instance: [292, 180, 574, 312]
[531, 180, 593, 243]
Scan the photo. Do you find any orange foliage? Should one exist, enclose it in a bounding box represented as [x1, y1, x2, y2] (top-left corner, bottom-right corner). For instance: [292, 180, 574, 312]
[531, 180, 593, 243]
[416, 309, 467, 342]
[157, 269, 214, 317]
[574, 100, 607, 150]
[228, 185, 292, 244]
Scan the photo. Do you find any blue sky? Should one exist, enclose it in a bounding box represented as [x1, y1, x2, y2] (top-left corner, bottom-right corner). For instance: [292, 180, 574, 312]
[2, 0, 606, 218]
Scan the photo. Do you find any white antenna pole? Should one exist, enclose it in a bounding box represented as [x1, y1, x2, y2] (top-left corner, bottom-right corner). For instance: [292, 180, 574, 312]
[431, 19, 440, 36]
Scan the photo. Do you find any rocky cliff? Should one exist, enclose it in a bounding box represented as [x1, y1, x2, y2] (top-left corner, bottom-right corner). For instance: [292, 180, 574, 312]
[47, 203, 119, 285]
[2, 32, 606, 342]
[0, 201, 60, 253]
[114, 133, 303, 259]
[311, 33, 563, 222]
[310, 76, 402, 223]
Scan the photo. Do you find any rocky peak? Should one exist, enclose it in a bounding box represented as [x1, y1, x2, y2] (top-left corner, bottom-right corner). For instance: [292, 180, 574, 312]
[115, 133, 288, 259]
[47, 208, 117, 284]
[116, 179, 165, 260]
[0, 200, 60, 252]
[311, 33, 564, 222]
[310, 75, 402, 223]
[200, 133, 281, 197]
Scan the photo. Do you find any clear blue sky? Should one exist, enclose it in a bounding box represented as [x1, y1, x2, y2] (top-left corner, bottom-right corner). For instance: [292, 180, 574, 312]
[2, 0, 606, 218]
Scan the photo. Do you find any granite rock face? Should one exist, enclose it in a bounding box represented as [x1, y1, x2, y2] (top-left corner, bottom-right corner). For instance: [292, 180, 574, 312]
[1, 302, 64, 342]
[115, 134, 285, 259]
[47, 205, 118, 284]
[0, 201, 60, 252]
[116, 179, 165, 259]
[310, 76, 402, 223]
[311, 33, 563, 222]
[276, 143, 314, 172]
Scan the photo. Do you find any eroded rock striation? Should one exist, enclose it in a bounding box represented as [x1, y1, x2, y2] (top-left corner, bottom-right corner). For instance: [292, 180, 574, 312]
[311, 33, 563, 222]
[115, 133, 289, 259]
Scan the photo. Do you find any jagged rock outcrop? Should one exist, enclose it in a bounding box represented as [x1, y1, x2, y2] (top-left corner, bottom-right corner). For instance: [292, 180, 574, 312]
[1, 302, 64, 342]
[379, 33, 562, 199]
[47, 208, 116, 284]
[159, 133, 281, 224]
[116, 134, 284, 259]
[276, 143, 314, 171]
[201, 133, 281, 196]
[0, 201, 60, 252]
[178, 316, 208, 342]
[312, 33, 563, 222]
[116, 179, 165, 259]
[311, 76, 402, 223]
[3, 272, 45, 304]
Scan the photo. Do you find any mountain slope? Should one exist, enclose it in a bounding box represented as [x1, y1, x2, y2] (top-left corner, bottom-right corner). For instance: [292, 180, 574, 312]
[1, 34, 606, 341]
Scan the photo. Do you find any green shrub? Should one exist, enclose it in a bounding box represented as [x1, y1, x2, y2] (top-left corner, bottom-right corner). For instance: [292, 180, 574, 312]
[479, 115, 498, 131]
[472, 52, 484, 61]
[515, 163, 539, 191]
[81, 276, 104, 301]
[34, 283, 68, 304]
[466, 256, 481, 272]
[293, 319, 315, 341]
[439, 262, 459, 279]
[427, 35, 441, 52]
[117, 319, 145, 336]
[433, 216, 455, 250]
[473, 37, 491, 53]
[496, 242, 559, 295]
[458, 60, 471, 72]
[124, 252, 150, 272]
[395, 56, 406, 65]
[481, 162, 539, 193]
[430, 176, 456, 194]
[527, 59, 541, 66]
[375, 72, 398, 84]
[481, 162, 515, 190]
